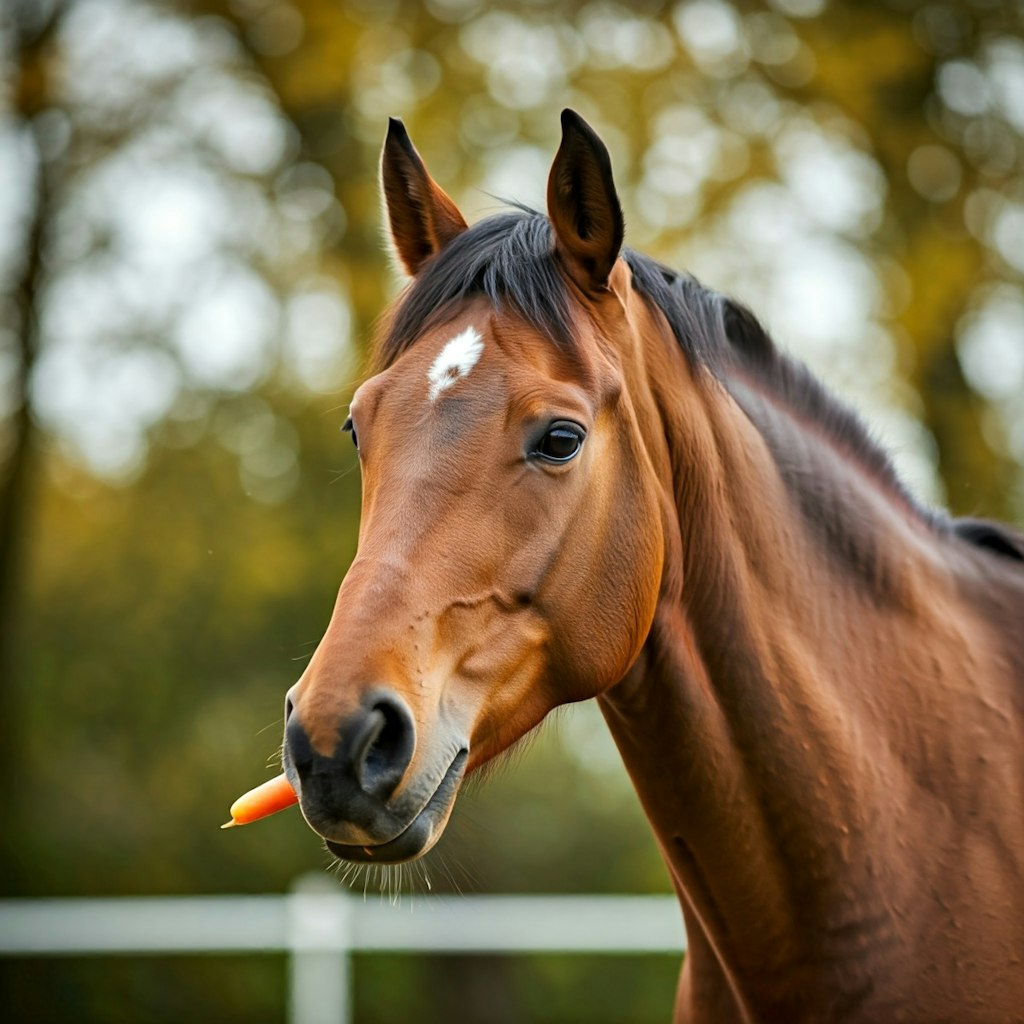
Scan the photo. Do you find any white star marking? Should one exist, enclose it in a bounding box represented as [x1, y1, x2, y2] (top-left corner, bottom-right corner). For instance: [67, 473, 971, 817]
[427, 326, 484, 402]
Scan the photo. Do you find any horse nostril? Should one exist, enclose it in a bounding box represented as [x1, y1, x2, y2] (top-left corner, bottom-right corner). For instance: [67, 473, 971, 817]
[355, 692, 416, 799]
[283, 688, 416, 819]
[284, 712, 313, 777]
[284, 684, 299, 723]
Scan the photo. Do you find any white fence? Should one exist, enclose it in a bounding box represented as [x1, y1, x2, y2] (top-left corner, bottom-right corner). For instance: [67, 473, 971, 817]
[0, 875, 686, 1024]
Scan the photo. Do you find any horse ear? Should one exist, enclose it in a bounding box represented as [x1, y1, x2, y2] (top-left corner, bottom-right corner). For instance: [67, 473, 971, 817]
[547, 109, 624, 293]
[381, 117, 468, 276]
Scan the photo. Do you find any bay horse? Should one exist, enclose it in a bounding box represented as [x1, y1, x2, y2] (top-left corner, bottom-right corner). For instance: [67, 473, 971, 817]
[282, 109, 1024, 1022]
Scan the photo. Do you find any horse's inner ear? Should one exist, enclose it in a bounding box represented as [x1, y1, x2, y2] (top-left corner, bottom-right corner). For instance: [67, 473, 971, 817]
[381, 118, 468, 276]
[547, 109, 624, 293]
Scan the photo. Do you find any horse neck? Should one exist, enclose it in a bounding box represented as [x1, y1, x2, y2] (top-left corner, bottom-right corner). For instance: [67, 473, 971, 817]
[597, 330, 964, 1006]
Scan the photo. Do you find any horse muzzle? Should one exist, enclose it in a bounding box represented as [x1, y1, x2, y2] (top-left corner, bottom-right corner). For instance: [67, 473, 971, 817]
[283, 686, 468, 863]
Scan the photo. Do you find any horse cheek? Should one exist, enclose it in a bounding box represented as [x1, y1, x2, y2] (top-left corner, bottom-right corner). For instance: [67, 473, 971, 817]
[609, 499, 664, 684]
[561, 477, 664, 699]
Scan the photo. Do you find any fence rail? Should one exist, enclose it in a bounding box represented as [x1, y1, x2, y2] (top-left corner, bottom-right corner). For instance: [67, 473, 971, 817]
[0, 876, 685, 1024]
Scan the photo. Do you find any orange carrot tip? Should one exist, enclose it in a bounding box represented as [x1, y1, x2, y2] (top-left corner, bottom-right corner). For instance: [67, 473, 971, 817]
[222, 773, 298, 829]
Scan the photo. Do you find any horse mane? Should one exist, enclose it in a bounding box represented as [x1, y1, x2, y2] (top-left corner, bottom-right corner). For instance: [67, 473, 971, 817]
[373, 206, 1021, 564]
[622, 249, 944, 530]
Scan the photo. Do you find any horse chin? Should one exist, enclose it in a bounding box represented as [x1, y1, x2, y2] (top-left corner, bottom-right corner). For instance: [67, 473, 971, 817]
[323, 749, 468, 864]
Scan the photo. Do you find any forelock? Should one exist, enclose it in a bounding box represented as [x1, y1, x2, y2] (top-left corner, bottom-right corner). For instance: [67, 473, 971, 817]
[374, 208, 575, 370]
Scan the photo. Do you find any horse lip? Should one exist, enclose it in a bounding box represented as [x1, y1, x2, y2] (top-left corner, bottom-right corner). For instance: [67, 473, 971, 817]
[325, 749, 468, 864]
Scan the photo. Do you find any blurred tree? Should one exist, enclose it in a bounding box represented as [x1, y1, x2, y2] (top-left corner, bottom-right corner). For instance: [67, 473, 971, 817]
[0, 0, 65, 794]
[0, 0, 358, 890]
[801, 0, 1023, 517]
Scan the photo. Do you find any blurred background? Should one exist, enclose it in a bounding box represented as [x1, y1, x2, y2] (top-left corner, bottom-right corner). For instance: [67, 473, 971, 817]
[1, 0, 1022, 1020]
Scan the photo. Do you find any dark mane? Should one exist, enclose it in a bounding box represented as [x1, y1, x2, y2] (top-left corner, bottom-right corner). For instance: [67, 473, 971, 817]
[622, 248, 943, 532]
[375, 206, 1019, 561]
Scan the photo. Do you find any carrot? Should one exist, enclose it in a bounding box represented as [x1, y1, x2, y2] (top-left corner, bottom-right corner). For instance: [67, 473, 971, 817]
[221, 773, 298, 828]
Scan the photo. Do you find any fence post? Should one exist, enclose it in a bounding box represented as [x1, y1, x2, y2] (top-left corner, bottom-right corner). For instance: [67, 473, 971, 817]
[287, 873, 352, 1024]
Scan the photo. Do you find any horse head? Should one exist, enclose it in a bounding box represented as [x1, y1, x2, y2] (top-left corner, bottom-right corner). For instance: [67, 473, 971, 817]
[282, 111, 670, 863]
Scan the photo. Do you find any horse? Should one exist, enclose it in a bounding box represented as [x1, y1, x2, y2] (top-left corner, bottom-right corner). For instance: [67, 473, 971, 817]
[281, 109, 1024, 1022]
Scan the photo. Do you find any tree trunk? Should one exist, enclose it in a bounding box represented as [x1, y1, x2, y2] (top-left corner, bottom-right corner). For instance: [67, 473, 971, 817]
[0, 0, 62, 838]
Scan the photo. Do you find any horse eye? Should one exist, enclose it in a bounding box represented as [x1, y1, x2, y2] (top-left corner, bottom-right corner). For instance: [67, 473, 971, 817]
[535, 424, 584, 463]
[342, 417, 358, 451]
